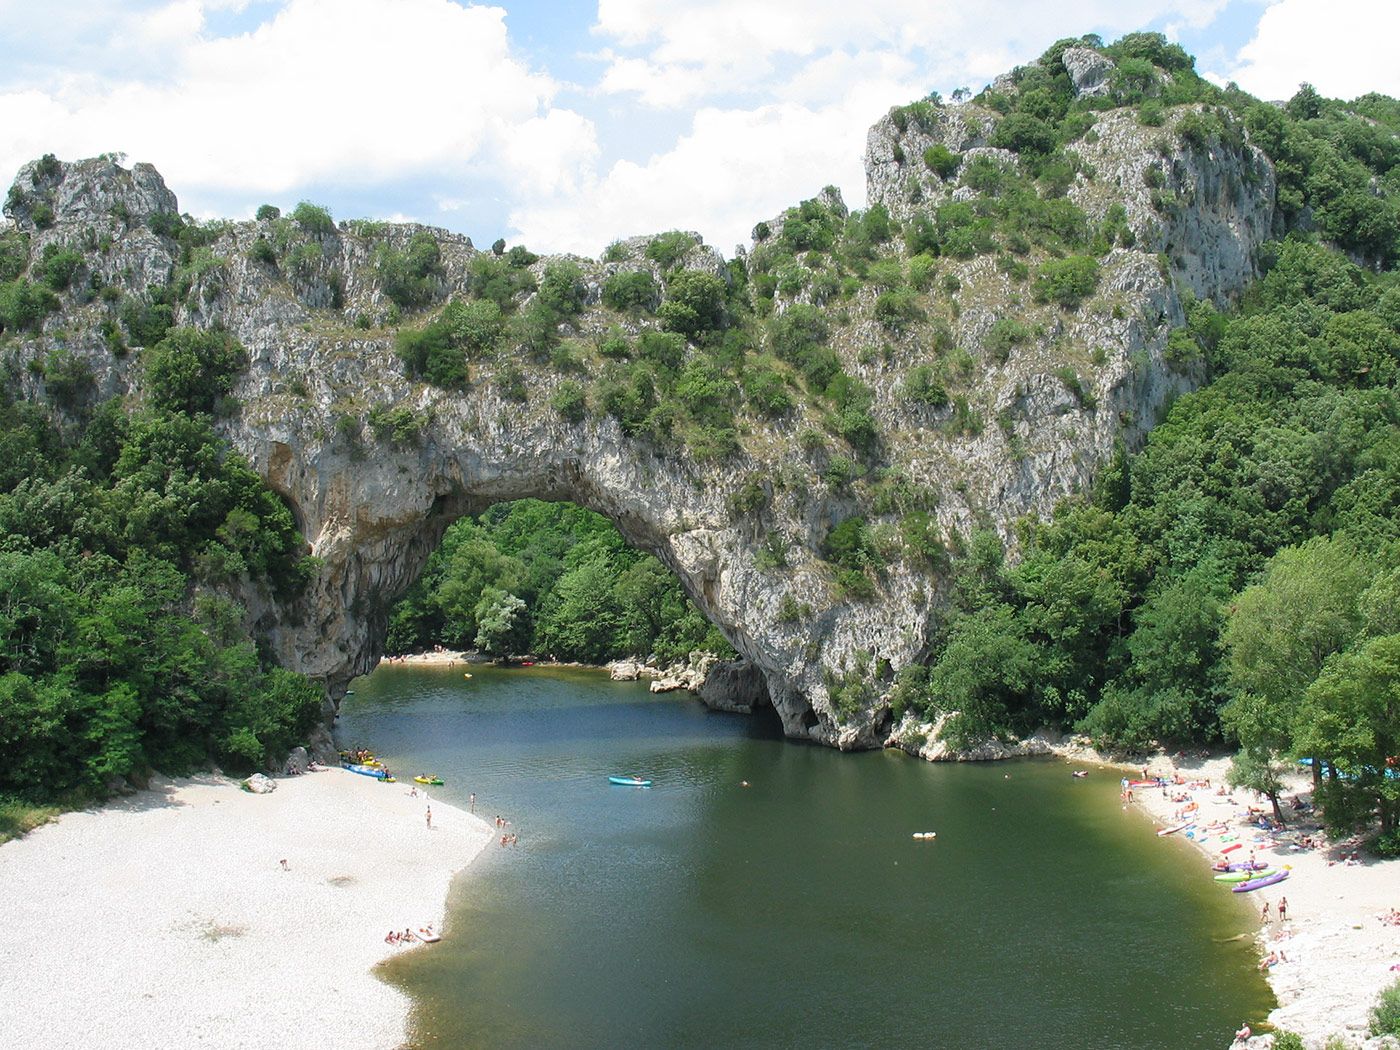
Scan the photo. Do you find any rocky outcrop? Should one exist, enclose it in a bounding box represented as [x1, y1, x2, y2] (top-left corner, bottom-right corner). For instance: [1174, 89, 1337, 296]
[1, 62, 1282, 757]
[1062, 47, 1115, 98]
[607, 659, 647, 682]
[283, 746, 310, 775]
[886, 715, 1061, 762]
[697, 659, 771, 715]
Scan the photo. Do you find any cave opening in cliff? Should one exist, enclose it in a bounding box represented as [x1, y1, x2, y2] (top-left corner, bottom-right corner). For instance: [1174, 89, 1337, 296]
[379, 497, 773, 720]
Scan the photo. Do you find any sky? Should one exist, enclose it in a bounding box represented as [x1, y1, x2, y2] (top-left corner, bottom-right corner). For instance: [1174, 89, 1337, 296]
[1, 0, 1397, 257]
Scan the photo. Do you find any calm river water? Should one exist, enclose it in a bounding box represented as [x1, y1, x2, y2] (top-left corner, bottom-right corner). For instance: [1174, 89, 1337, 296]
[337, 664, 1273, 1049]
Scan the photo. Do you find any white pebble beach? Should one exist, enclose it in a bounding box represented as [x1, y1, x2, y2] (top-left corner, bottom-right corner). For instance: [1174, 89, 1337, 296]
[0, 768, 491, 1050]
[1125, 754, 1400, 1047]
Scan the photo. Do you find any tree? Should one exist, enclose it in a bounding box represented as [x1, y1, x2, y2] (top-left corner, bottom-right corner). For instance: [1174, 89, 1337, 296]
[1226, 742, 1289, 823]
[659, 269, 726, 339]
[1295, 634, 1400, 838]
[1222, 537, 1372, 797]
[534, 553, 623, 663]
[926, 604, 1041, 749]
[473, 588, 529, 657]
[141, 328, 247, 415]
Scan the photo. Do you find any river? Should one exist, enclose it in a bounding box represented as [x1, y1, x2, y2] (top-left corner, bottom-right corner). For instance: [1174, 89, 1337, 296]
[338, 664, 1273, 1049]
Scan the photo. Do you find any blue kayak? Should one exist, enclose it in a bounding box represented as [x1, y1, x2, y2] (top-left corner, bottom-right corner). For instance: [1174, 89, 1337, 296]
[609, 776, 651, 787]
[344, 763, 389, 779]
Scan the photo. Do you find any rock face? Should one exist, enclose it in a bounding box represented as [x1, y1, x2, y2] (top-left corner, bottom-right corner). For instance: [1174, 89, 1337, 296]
[698, 659, 771, 715]
[2, 68, 1281, 756]
[1062, 47, 1115, 98]
[283, 746, 310, 775]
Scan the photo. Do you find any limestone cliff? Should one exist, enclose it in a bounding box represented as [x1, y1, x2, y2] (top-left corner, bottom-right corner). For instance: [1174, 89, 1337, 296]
[0, 57, 1280, 756]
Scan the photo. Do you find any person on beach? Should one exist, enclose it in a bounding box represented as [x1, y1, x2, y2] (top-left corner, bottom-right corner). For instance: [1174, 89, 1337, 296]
[1234, 1023, 1251, 1043]
[1278, 897, 1288, 922]
[426, 806, 432, 829]
[279, 858, 289, 871]
[469, 793, 476, 812]
[1261, 900, 1271, 923]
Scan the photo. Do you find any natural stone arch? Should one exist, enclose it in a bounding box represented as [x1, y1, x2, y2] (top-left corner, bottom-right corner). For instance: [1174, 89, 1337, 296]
[237, 397, 916, 752]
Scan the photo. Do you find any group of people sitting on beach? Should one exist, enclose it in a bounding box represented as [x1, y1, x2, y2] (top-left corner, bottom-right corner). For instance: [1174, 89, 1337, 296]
[1380, 908, 1400, 927]
[384, 926, 431, 945]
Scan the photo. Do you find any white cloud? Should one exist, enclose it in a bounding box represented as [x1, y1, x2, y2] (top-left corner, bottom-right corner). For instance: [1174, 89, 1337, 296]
[592, 0, 1232, 108]
[508, 83, 916, 257]
[1217, 0, 1400, 101]
[0, 0, 586, 204]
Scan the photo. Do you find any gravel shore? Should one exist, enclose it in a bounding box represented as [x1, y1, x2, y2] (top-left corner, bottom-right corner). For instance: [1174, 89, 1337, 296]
[0, 767, 491, 1050]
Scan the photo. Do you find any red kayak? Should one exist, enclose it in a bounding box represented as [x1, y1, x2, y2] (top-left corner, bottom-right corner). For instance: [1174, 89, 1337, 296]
[1221, 843, 1242, 854]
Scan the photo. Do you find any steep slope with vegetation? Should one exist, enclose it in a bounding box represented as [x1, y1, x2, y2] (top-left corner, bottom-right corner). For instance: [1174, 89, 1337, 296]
[2, 33, 1398, 846]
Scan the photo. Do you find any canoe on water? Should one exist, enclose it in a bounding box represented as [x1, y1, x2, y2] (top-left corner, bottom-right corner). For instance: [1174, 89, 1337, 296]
[1232, 869, 1290, 892]
[609, 776, 652, 787]
[414, 776, 444, 786]
[911, 832, 938, 840]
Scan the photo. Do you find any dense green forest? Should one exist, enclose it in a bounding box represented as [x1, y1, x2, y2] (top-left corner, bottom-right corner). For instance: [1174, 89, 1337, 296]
[386, 499, 730, 665]
[0, 328, 323, 817]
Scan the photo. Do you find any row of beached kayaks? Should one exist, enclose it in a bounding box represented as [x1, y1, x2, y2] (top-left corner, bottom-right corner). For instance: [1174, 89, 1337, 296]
[1229, 868, 1289, 892]
[340, 753, 445, 787]
[1161, 818, 1294, 892]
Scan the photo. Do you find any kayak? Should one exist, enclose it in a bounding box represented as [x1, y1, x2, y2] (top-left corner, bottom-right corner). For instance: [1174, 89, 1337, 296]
[1232, 869, 1290, 893]
[1158, 822, 1194, 836]
[413, 927, 441, 943]
[1212, 861, 1269, 873]
[1214, 867, 1277, 884]
[609, 776, 651, 787]
[344, 763, 389, 780]
[414, 776, 444, 786]
[912, 832, 938, 840]
[1221, 843, 1242, 854]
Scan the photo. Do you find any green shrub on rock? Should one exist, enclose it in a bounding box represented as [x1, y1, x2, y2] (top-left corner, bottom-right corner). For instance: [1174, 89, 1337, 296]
[1033, 255, 1100, 308]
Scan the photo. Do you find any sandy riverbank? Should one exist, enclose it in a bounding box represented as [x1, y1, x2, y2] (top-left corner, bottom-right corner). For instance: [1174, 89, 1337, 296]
[1118, 754, 1400, 1048]
[0, 768, 491, 1050]
[380, 648, 473, 667]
